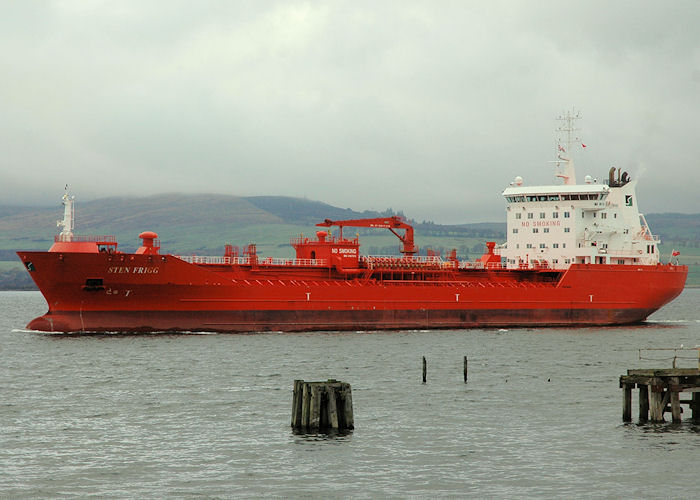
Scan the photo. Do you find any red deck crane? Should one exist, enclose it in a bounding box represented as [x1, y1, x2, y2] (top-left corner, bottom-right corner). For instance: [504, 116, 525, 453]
[317, 216, 418, 256]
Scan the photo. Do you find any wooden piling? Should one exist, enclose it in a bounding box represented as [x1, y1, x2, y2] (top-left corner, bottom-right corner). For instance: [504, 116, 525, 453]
[301, 382, 311, 426]
[622, 383, 632, 422]
[463, 356, 468, 383]
[309, 384, 322, 429]
[422, 356, 427, 384]
[649, 383, 664, 422]
[638, 384, 649, 422]
[291, 379, 304, 427]
[291, 380, 354, 432]
[327, 386, 339, 429]
[342, 386, 354, 429]
[669, 377, 682, 423]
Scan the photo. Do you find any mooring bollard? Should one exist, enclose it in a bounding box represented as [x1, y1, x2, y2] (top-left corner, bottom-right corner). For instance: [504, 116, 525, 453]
[292, 379, 354, 432]
[422, 356, 427, 383]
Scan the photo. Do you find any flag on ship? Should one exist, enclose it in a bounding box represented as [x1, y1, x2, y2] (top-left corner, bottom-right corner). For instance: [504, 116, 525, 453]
[672, 249, 680, 257]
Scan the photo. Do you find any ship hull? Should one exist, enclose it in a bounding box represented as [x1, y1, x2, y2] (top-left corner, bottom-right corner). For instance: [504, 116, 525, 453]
[26, 307, 661, 333]
[17, 251, 687, 333]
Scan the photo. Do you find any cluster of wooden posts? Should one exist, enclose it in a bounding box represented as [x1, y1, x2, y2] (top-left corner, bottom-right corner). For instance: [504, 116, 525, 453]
[291, 379, 354, 432]
[620, 369, 700, 423]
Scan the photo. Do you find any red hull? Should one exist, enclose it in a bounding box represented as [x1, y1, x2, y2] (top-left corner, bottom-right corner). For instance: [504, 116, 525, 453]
[17, 250, 687, 333]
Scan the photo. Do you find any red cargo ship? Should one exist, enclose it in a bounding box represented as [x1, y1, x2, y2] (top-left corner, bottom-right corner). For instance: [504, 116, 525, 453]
[18, 112, 687, 332]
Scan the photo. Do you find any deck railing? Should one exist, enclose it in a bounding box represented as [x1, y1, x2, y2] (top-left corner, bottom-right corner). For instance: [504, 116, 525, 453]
[55, 234, 117, 243]
[174, 255, 328, 267]
[174, 253, 511, 271]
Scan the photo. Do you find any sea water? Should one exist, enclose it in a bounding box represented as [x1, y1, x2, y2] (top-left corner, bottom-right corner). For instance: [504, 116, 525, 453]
[1, 290, 699, 498]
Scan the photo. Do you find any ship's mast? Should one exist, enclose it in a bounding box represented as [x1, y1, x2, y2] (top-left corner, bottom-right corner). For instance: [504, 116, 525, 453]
[555, 109, 581, 185]
[57, 186, 75, 242]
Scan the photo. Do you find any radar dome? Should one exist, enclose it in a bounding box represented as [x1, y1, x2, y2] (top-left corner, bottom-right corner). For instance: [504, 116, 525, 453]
[584, 175, 592, 184]
[514, 176, 523, 186]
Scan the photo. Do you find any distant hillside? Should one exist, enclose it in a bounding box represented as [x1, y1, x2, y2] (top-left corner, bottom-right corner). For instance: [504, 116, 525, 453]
[645, 213, 700, 246]
[0, 194, 282, 234]
[0, 193, 510, 252]
[0, 193, 697, 250]
[243, 196, 383, 224]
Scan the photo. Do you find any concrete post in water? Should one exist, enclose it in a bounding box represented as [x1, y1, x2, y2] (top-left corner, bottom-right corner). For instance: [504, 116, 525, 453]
[291, 380, 354, 432]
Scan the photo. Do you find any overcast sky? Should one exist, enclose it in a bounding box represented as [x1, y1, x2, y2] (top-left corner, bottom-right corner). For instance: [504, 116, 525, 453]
[2, 1, 698, 223]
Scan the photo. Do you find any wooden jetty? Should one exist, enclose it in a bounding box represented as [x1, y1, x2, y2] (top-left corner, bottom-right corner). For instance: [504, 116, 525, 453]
[291, 379, 354, 432]
[619, 369, 700, 423]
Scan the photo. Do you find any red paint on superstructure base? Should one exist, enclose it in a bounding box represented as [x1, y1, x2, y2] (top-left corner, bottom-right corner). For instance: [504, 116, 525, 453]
[17, 249, 687, 333]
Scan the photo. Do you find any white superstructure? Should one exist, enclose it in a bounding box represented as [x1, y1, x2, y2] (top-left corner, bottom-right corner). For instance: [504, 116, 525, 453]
[500, 111, 659, 269]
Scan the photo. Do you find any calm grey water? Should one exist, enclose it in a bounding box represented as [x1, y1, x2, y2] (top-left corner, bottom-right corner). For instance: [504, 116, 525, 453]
[1, 290, 699, 499]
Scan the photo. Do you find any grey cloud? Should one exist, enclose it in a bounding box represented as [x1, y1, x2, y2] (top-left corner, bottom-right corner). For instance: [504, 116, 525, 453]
[1, 1, 698, 223]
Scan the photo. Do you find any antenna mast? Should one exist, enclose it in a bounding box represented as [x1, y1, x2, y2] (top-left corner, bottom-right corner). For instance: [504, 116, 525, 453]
[57, 185, 75, 242]
[555, 109, 581, 185]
